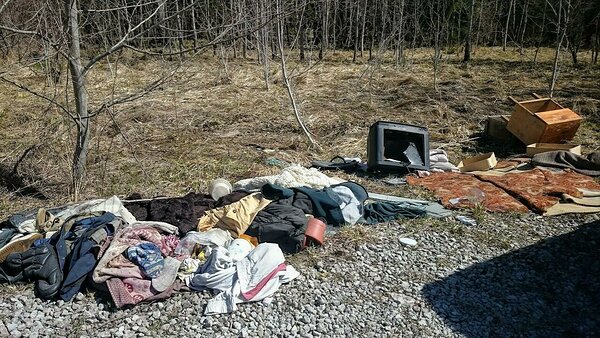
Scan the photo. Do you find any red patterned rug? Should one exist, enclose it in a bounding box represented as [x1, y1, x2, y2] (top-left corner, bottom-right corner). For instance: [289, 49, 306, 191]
[476, 169, 600, 213]
[407, 169, 600, 214]
[406, 172, 529, 213]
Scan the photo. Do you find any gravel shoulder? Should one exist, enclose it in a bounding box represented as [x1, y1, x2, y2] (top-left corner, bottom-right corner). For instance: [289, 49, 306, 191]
[1, 212, 598, 338]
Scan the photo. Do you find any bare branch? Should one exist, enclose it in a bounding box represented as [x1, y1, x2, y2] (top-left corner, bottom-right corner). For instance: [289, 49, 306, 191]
[82, 0, 168, 75]
[0, 76, 74, 120]
[122, 25, 234, 56]
[275, 0, 317, 147]
[0, 24, 39, 36]
[85, 0, 162, 13]
[89, 75, 171, 117]
[105, 107, 151, 180]
[0, 0, 15, 15]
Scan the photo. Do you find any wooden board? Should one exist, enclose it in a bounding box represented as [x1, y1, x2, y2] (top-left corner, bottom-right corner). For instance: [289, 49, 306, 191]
[526, 143, 582, 156]
[536, 108, 582, 124]
[536, 109, 582, 143]
[506, 108, 547, 145]
[518, 98, 563, 114]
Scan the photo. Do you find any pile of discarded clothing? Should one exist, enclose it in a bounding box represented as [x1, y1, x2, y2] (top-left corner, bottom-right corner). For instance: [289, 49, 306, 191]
[0, 165, 443, 313]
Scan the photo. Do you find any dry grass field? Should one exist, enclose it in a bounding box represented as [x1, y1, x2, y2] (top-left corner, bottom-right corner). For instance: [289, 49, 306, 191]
[0, 46, 599, 217]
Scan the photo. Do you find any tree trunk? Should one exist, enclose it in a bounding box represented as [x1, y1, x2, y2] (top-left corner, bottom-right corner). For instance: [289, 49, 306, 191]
[299, 27, 306, 61]
[332, 0, 338, 53]
[360, 0, 367, 58]
[259, 0, 270, 90]
[353, 1, 360, 62]
[518, 0, 528, 55]
[407, 0, 419, 65]
[550, 0, 570, 97]
[191, 0, 198, 49]
[534, 0, 547, 63]
[175, 0, 184, 57]
[570, 48, 577, 65]
[464, 0, 475, 62]
[158, 3, 169, 52]
[432, 0, 442, 91]
[503, 0, 513, 51]
[593, 20, 599, 64]
[492, 0, 499, 45]
[322, 0, 329, 55]
[475, 0, 483, 48]
[395, 0, 405, 67]
[65, 0, 90, 198]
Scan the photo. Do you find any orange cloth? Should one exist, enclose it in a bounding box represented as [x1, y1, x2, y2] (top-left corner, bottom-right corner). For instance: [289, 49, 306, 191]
[239, 234, 259, 247]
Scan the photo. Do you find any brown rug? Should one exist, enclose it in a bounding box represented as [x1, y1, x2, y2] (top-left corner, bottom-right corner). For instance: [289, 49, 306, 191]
[476, 169, 600, 213]
[406, 172, 529, 213]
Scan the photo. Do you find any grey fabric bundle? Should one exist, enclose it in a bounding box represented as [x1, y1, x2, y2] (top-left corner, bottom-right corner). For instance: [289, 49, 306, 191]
[531, 151, 600, 177]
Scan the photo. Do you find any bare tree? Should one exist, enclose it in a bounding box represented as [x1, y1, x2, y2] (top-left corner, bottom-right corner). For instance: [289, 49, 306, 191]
[0, 0, 261, 197]
[1, 0, 599, 196]
[430, 0, 446, 91]
[65, 0, 89, 196]
[549, 0, 571, 97]
[503, 0, 514, 51]
[275, 0, 316, 146]
[394, 0, 406, 67]
[464, 0, 476, 62]
[517, 0, 529, 55]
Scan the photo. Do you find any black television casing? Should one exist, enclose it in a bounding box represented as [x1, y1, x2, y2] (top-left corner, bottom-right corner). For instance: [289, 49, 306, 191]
[367, 121, 430, 172]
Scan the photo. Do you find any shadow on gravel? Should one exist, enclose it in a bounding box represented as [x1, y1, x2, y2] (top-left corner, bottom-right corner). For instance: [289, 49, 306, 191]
[422, 220, 600, 337]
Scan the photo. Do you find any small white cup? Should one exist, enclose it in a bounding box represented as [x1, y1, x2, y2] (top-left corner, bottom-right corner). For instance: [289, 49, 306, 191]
[209, 178, 232, 201]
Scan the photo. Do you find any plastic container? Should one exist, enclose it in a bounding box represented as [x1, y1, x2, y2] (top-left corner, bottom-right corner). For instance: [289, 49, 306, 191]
[467, 188, 485, 203]
[209, 178, 232, 200]
[174, 229, 233, 257]
[304, 217, 326, 247]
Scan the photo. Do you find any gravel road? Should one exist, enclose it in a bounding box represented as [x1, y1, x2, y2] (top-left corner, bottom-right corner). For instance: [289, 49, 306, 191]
[1, 212, 599, 338]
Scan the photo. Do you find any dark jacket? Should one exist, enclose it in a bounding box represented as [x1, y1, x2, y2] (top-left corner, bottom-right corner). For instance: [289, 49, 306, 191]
[0, 242, 63, 299]
[56, 212, 121, 301]
[292, 187, 344, 226]
[246, 198, 308, 254]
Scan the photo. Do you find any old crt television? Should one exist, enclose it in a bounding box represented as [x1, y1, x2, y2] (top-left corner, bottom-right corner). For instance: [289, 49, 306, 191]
[367, 121, 429, 171]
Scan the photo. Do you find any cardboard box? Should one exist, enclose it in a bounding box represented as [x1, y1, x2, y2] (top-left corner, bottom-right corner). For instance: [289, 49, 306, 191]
[526, 143, 582, 156]
[458, 152, 497, 172]
[506, 97, 582, 145]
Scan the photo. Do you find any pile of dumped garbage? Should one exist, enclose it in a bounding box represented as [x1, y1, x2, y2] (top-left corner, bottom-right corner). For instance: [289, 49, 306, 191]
[0, 165, 450, 314]
[1, 94, 598, 314]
